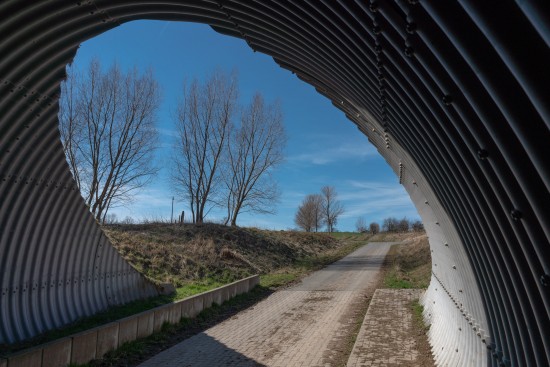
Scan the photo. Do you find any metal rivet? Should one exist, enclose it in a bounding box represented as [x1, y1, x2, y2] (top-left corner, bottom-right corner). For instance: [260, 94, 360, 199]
[510, 209, 522, 221]
[373, 26, 381, 35]
[442, 94, 453, 105]
[540, 274, 550, 287]
[406, 22, 417, 34]
[369, 1, 379, 12]
[405, 46, 414, 57]
[477, 149, 489, 160]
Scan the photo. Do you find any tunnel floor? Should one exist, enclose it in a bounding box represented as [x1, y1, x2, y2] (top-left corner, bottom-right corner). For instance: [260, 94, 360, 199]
[139, 243, 393, 366]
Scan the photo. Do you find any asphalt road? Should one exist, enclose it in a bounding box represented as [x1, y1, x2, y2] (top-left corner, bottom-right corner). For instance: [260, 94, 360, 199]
[139, 242, 393, 367]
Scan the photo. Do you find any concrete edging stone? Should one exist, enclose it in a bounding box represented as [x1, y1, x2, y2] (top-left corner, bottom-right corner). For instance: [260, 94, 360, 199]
[3, 275, 259, 367]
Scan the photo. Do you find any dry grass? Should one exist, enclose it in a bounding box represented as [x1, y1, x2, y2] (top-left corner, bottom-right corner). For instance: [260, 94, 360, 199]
[104, 223, 340, 287]
[383, 234, 432, 289]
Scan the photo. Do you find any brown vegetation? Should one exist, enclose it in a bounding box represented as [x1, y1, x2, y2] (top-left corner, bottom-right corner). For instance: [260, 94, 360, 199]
[383, 234, 432, 289]
[105, 223, 340, 287]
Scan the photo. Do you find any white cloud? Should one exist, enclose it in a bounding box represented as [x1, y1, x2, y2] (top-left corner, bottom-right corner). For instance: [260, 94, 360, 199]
[338, 180, 419, 220]
[158, 127, 178, 138]
[288, 140, 378, 166]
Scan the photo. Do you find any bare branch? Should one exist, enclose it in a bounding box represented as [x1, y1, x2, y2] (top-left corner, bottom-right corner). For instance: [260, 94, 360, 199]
[59, 59, 160, 222]
[224, 93, 287, 226]
[294, 194, 324, 232]
[321, 186, 344, 233]
[171, 71, 238, 223]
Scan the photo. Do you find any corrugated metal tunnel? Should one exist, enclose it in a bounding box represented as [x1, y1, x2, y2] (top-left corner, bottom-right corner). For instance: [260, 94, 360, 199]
[0, 1, 548, 365]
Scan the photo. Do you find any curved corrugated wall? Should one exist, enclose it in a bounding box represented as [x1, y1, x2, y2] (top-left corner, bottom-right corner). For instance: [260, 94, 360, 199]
[0, 1, 548, 365]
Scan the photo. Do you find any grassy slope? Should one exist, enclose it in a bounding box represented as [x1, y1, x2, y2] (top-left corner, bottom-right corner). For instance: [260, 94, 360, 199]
[104, 223, 345, 287]
[382, 234, 432, 289]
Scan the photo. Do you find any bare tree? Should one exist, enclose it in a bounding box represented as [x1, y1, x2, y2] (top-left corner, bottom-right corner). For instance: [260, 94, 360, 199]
[104, 213, 118, 225]
[121, 216, 135, 225]
[397, 217, 410, 232]
[295, 194, 324, 232]
[321, 186, 344, 233]
[223, 93, 286, 226]
[172, 71, 238, 223]
[382, 217, 398, 232]
[356, 217, 367, 233]
[369, 222, 380, 235]
[59, 59, 160, 223]
[295, 201, 313, 232]
[411, 220, 424, 232]
[310, 194, 324, 232]
[294, 194, 323, 232]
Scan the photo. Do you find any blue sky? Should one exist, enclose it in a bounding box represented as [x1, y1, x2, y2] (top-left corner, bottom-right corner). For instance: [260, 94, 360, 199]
[70, 20, 419, 231]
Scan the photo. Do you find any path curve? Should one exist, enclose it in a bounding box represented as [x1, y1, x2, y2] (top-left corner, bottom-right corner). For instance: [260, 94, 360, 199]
[140, 242, 393, 367]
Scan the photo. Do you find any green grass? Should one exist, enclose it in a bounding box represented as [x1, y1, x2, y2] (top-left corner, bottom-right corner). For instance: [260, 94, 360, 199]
[174, 279, 228, 299]
[0, 278, 230, 357]
[382, 238, 431, 290]
[260, 273, 299, 288]
[384, 268, 414, 288]
[411, 300, 430, 332]
[329, 232, 371, 241]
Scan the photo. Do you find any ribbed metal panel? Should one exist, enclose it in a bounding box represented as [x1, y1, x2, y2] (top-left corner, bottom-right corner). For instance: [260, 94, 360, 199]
[0, 1, 548, 365]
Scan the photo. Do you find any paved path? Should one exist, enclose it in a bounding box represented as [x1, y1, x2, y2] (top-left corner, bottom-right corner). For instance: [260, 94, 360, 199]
[139, 243, 392, 367]
[347, 289, 425, 367]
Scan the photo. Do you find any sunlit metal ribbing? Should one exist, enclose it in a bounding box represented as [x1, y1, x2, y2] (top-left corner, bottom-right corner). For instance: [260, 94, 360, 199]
[0, 1, 548, 365]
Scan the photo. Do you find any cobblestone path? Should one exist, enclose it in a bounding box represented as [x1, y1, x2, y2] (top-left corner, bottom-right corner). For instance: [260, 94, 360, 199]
[139, 243, 392, 367]
[347, 289, 426, 367]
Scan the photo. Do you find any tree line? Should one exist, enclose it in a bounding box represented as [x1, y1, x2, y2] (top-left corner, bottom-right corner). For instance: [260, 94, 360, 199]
[356, 216, 424, 234]
[59, 60, 286, 226]
[294, 186, 344, 233]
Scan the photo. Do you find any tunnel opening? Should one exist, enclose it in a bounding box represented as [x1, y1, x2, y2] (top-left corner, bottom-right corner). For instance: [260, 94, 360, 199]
[0, 2, 548, 366]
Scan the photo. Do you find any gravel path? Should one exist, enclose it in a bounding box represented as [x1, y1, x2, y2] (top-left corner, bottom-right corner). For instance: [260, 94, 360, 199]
[139, 243, 392, 367]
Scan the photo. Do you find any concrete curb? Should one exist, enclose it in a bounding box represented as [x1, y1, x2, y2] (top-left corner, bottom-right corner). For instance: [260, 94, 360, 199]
[3, 275, 259, 367]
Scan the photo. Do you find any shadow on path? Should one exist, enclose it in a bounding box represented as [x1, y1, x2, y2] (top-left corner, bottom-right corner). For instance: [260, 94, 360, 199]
[140, 333, 267, 367]
[92, 286, 275, 367]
